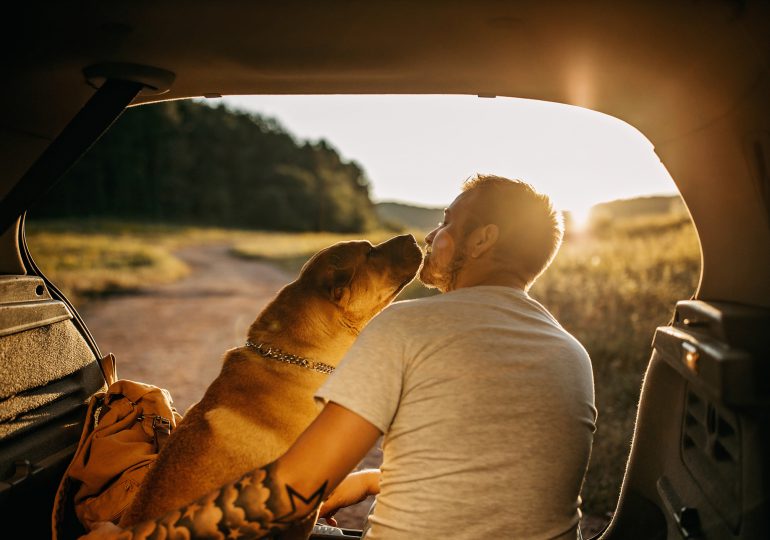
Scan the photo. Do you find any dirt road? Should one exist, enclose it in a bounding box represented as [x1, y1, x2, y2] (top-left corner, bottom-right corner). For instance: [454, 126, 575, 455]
[82, 244, 291, 413]
[81, 243, 379, 528]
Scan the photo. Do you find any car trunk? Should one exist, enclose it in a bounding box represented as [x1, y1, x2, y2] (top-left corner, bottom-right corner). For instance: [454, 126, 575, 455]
[1, 3, 769, 539]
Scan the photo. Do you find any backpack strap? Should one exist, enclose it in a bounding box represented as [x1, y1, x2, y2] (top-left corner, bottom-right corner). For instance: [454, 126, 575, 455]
[97, 353, 118, 387]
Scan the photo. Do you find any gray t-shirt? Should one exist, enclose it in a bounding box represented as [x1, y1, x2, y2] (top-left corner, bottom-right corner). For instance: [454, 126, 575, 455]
[316, 286, 596, 539]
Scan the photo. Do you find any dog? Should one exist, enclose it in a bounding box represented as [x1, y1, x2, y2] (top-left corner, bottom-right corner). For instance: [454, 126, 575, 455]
[120, 234, 422, 528]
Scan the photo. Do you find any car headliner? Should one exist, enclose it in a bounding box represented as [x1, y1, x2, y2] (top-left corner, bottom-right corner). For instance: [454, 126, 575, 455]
[2, 0, 769, 308]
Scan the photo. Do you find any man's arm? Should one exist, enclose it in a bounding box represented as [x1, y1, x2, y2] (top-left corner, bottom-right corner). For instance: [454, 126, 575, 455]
[80, 402, 382, 540]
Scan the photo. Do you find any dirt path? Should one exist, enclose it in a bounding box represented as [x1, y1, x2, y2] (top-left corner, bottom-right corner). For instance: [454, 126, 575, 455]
[82, 244, 291, 413]
[80, 243, 378, 528]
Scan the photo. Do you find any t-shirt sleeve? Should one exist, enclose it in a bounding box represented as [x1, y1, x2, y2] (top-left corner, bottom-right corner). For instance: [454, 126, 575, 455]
[315, 306, 406, 434]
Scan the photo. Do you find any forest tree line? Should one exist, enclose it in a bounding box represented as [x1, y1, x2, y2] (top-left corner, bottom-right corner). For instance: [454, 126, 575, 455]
[33, 101, 380, 232]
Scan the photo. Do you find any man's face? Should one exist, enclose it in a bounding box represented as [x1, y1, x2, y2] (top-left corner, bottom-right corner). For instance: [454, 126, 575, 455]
[419, 192, 478, 292]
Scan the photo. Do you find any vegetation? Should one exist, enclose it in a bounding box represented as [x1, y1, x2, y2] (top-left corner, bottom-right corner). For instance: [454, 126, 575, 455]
[375, 201, 443, 231]
[589, 194, 687, 223]
[26, 221, 240, 304]
[28, 232, 187, 300]
[31, 102, 379, 232]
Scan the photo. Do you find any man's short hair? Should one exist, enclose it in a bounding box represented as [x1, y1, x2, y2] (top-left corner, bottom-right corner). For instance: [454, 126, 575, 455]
[461, 174, 563, 286]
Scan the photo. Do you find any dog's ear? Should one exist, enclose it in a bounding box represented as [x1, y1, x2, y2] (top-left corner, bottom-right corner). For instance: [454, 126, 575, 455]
[324, 266, 354, 305]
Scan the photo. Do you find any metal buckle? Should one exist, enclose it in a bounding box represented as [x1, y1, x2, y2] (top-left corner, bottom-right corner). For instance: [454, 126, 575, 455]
[152, 415, 171, 435]
[151, 415, 172, 450]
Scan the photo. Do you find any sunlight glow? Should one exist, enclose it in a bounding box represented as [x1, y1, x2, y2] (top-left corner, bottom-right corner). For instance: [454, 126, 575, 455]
[219, 95, 677, 227]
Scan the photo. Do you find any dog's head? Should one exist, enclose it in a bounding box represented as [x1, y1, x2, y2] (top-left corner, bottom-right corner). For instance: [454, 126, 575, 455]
[299, 233, 423, 333]
[249, 234, 422, 362]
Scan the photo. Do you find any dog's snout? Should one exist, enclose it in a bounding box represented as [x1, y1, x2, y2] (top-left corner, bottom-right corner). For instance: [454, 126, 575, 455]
[379, 233, 416, 247]
[378, 234, 420, 258]
[375, 234, 422, 268]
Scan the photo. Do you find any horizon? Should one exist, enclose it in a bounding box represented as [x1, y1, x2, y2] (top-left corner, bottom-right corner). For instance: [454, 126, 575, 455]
[218, 95, 679, 226]
[373, 192, 680, 213]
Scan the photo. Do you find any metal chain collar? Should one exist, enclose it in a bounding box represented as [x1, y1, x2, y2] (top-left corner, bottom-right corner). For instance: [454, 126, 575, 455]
[245, 340, 335, 374]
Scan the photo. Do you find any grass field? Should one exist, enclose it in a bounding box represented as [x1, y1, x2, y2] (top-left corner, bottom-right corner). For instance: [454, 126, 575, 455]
[26, 215, 700, 516]
[26, 221, 233, 303]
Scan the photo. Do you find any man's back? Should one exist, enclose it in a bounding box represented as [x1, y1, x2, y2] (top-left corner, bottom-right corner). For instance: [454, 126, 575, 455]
[318, 285, 596, 539]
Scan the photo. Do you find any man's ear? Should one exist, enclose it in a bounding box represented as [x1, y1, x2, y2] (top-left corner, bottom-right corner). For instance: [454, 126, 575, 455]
[324, 266, 354, 304]
[469, 224, 499, 258]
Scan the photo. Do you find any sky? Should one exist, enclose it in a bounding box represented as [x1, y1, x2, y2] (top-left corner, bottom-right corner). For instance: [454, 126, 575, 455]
[220, 95, 678, 226]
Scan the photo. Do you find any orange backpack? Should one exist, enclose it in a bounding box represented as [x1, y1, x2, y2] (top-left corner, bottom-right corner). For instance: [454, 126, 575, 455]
[52, 355, 182, 538]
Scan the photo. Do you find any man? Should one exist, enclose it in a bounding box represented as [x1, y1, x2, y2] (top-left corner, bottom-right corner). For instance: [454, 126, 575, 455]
[85, 175, 596, 540]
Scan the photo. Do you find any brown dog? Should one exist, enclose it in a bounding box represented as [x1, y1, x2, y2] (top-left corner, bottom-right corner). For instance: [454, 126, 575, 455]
[121, 234, 422, 527]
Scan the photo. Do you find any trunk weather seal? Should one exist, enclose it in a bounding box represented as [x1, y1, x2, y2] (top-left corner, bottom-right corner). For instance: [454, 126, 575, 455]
[18, 212, 105, 366]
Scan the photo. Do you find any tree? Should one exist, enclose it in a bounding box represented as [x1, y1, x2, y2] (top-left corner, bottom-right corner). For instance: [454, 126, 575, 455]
[33, 101, 381, 233]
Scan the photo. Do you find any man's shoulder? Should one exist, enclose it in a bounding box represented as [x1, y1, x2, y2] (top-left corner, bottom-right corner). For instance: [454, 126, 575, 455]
[379, 294, 442, 318]
[364, 293, 455, 331]
[384, 286, 524, 314]
[373, 286, 550, 331]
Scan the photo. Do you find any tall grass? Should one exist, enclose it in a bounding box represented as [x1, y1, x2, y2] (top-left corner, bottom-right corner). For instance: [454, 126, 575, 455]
[26, 220, 244, 304]
[26, 216, 701, 516]
[28, 232, 189, 301]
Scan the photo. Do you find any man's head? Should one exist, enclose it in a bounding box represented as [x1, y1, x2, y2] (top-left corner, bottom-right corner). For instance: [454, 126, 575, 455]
[419, 174, 563, 292]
